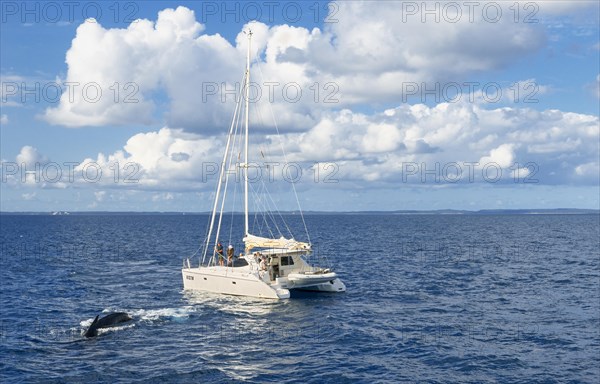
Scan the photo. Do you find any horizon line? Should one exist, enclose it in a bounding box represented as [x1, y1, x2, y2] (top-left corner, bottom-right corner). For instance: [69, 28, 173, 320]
[1, 208, 599, 215]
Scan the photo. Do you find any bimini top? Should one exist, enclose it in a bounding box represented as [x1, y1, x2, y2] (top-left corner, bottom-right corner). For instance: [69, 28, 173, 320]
[243, 234, 311, 252]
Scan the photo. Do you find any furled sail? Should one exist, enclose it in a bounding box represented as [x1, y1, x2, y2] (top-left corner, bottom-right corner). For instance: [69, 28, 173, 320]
[243, 234, 311, 252]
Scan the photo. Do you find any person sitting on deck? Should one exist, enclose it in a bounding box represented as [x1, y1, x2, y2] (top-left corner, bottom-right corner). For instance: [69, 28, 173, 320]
[215, 242, 224, 266]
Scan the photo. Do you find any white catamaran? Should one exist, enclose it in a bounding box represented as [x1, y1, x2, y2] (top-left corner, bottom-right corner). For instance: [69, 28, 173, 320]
[182, 30, 345, 299]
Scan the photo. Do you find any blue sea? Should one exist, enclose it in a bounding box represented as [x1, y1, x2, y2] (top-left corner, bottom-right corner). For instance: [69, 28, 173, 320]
[1, 213, 599, 383]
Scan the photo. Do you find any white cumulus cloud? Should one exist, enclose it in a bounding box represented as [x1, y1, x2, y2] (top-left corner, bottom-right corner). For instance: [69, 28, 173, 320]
[58, 102, 595, 189]
[43, 4, 558, 131]
[16, 145, 48, 167]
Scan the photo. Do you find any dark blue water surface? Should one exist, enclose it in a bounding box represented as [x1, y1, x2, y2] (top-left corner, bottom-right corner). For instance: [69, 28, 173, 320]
[1, 214, 599, 383]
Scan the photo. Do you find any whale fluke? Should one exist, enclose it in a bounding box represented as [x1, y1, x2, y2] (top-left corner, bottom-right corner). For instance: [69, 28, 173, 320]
[84, 312, 132, 338]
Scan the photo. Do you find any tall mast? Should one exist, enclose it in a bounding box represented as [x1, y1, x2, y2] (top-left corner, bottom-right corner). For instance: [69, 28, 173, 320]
[244, 30, 252, 237]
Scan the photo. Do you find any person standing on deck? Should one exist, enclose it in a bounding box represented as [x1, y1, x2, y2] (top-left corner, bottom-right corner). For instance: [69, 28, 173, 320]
[216, 242, 224, 266]
[259, 255, 267, 271]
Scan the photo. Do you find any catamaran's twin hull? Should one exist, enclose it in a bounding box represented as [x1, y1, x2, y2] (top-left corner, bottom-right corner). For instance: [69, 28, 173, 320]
[292, 278, 346, 293]
[182, 267, 290, 299]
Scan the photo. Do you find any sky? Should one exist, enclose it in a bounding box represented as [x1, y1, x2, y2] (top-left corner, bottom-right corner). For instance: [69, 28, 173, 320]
[0, 0, 599, 212]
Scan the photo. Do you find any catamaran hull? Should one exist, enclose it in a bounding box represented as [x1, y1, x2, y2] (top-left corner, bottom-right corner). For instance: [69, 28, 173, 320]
[286, 272, 340, 288]
[293, 277, 346, 293]
[182, 268, 290, 299]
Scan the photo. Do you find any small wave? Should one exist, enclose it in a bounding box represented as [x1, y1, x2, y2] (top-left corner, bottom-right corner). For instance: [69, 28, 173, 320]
[79, 318, 94, 328]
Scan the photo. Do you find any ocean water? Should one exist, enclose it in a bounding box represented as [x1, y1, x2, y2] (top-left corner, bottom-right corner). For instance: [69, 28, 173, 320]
[0, 213, 599, 383]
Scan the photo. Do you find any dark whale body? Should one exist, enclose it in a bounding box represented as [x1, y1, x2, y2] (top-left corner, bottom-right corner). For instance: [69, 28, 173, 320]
[84, 312, 132, 337]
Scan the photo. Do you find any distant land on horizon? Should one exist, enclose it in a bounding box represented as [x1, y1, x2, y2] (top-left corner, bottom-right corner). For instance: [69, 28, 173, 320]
[1, 209, 599, 215]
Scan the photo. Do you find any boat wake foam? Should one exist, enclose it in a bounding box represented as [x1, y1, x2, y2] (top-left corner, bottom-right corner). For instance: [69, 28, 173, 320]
[131, 306, 195, 322]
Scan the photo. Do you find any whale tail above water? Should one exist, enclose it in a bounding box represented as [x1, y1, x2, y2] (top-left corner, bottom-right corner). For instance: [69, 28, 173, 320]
[84, 312, 132, 338]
